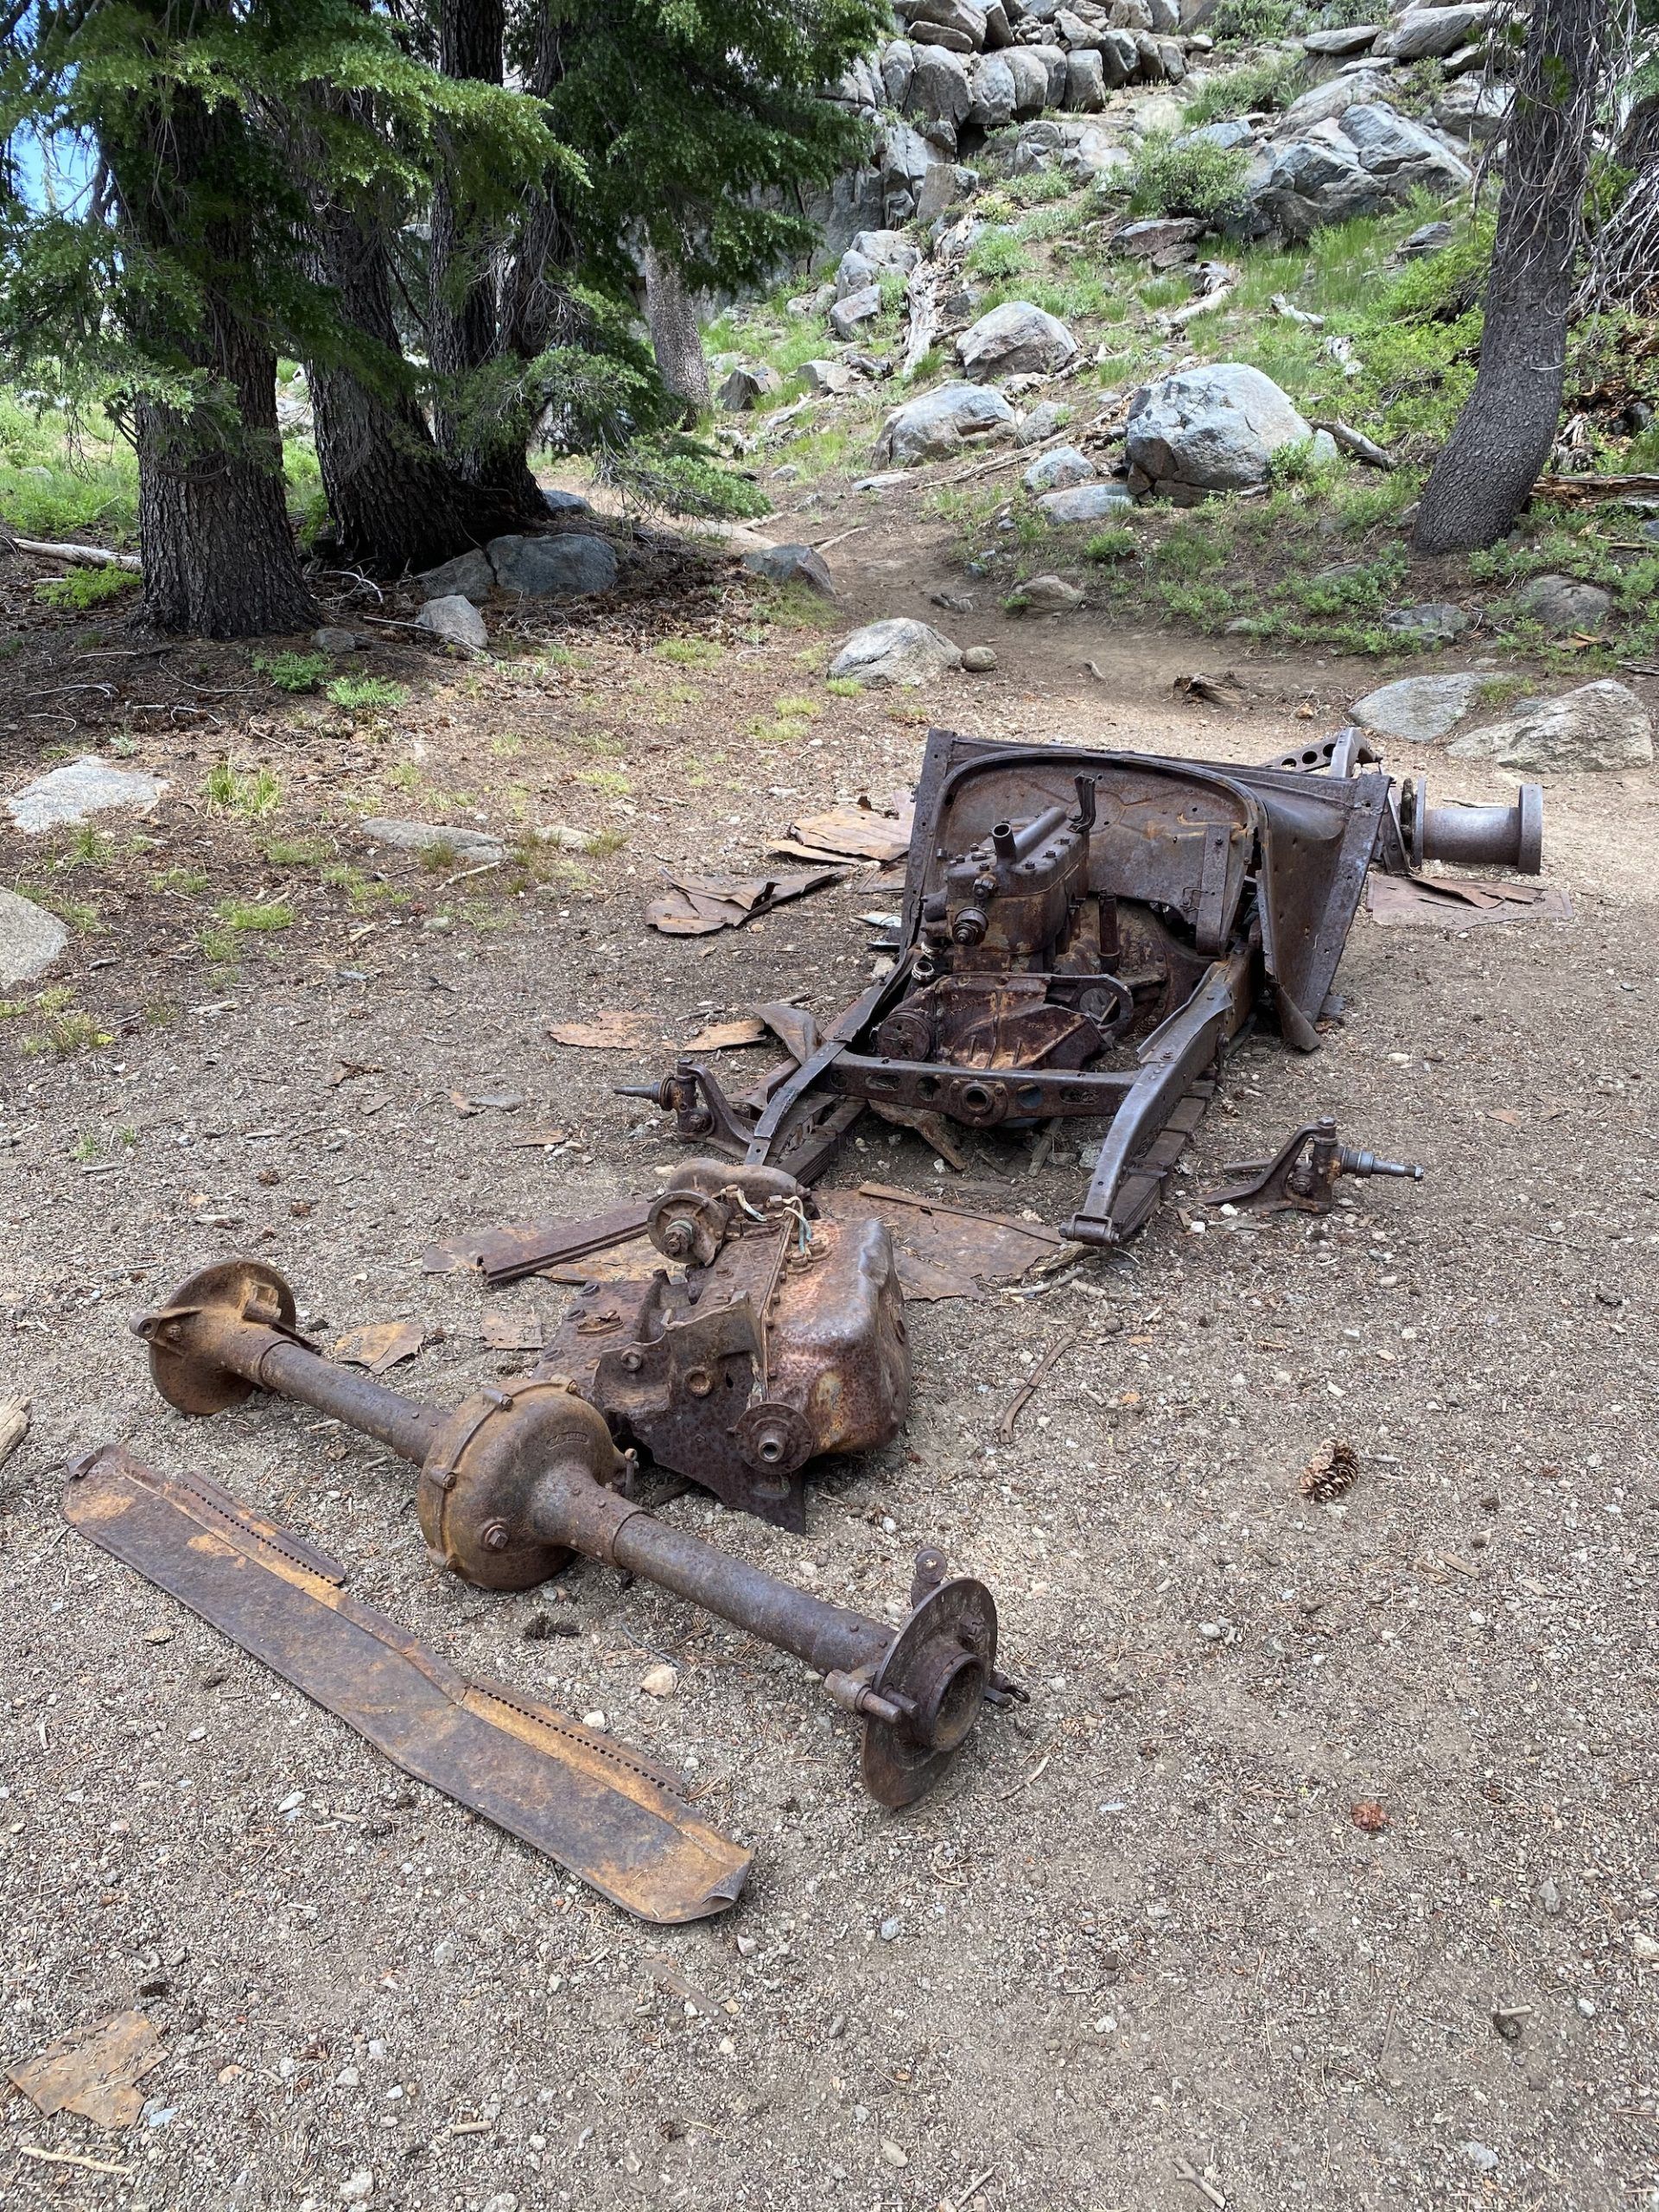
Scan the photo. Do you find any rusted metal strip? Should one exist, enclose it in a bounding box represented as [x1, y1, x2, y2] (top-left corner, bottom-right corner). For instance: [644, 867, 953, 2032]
[423, 1200, 652, 1285]
[64, 1444, 749, 1923]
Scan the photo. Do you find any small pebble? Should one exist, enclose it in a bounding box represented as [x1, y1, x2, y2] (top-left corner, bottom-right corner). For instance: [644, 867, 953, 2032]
[879, 1916, 902, 1942]
[1536, 1878, 1563, 1916]
[582, 1711, 607, 1731]
[880, 2142, 908, 2169]
[1462, 2142, 1498, 2173]
[1576, 1996, 1596, 2018]
[639, 1664, 677, 1699]
[961, 645, 998, 673]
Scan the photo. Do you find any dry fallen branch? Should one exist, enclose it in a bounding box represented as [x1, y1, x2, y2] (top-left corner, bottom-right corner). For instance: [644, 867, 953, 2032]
[3, 533, 143, 572]
[1316, 418, 1396, 471]
[1532, 470, 1659, 504]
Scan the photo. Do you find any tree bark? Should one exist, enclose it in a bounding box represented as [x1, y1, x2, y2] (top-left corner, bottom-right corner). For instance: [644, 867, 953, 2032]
[307, 194, 523, 575]
[1413, 0, 1610, 555]
[641, 245, 710, 419]
[429, 0, 542, 505]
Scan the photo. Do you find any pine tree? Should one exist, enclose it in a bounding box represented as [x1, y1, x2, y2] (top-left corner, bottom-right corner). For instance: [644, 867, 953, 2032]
[0, 1, 563, 632]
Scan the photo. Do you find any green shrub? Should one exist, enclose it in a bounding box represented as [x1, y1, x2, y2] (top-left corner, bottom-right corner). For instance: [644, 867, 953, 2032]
[255, 649, 329, 692]
[618, 439, 771, 519]
[1183, 52, 1304, 122]
[966, 226, 1026, 279]
[1209, 0, 1302, 41]
[1085, 526, 1138, 563]
[34, 565, 137, 610]
[1127, 134, 1253, 225]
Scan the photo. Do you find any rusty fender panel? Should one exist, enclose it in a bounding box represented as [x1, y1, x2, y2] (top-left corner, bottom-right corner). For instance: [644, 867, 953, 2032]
[64, 1444, 748, 1924]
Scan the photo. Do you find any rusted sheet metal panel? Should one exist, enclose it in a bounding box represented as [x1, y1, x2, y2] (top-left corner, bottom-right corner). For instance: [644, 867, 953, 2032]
[66, 1444, 749, 1924]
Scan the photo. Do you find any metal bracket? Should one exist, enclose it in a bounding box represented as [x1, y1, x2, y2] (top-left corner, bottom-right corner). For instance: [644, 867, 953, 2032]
[1200, 1116, 1423, 1216]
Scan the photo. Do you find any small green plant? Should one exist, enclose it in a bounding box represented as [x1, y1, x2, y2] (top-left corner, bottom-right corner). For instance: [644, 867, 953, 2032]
[1085, 526, 1138, 563]
[34, 565, 137, 611]
[965, 227, 1026, 281]
[153, 864, 212, 894]
[254, 649, 330, 693]
[1208, 0, 1300, 41]
[577, 766, 631, 798]
[1183, 51, 1303, 122]
[216, 899, 293, 932]
[72, 1131, 100, 1162]
[1127, 134, 1253, 225]
[205, 759, 282, 818]
[326, 677, 407, 712]
[22, 1006, 112, 1057]
[653, 637, 723, 669]
[260, 836, 329, 867]
[62, 824, 114, 868]
[418, 837, 462, 871]
[32, 887, 100, 931]
[620, 438, 772, 520]
[825, 676, 862, 698]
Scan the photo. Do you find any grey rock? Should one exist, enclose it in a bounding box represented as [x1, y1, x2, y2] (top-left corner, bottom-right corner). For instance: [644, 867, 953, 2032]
[1031, 41, 1073, 105]
[801, 358, 853, 395]
[1376, 3, 1497, 58]
[912, 21, 977, 53]
[1279, 68, 1393, 130]
[1462, 2145, 1499, 2175]
[1397, 219, 1453, 257]
[1177, 117, 1255, 152]
[1018, 572, 1084, 610]
[1516, 574, 1611, 632]
[879, 1915, 904, 1941]
[1110, 0, 1153, 29]
[906, 42, 976, 126]
[0, 886, 68, 986]
[1384, 601, 1470, 640]
[984, 0, 1012, 44]
[541, 488, 592, 517]
[906, 0, 988, 43]
[1449, 681, 1653, 772]
[1126, 363, 1321, 493]
[1098, 25, 1140, 83]
[838, 230, 920, 299]
[1004, 45, 1055, 110]
[1067, 128, 1133, 181]
[1147, 0, 1179, 29]
[359, 817, 505, 862]
[8, 753, 168, 834]
[487, 532, 618, 599]
[416, 594, 489, 650]
[958, 300, 1078, 379]
[1111, 215, 1205, 259]
[1054, 7, 1097, 46]
[877, 118, 935, 205]
[1039, 481, 1135, 522]
[1065, 48, 1107, 109]
[876, 380, 1020, 464]
[787, 282, 838, 317]
[1024, 444, 1096, 492]
[416, 547, 494, 604]
[1433, 75, 1511, 139]
[962, 644, 999, 671]
[1248, 124, 1386, 239]
[1016, 400, 1073, 446]
[1351, 671, 1488, 743]
[1536, 1878, 1563, 1915]
[741, 543, 837, 597]
[969, 50, 1019, 126]
[917, 161, 976, 223]
[880, 38, 918, 105]
[1338, 101, 1471, 191]
[854, 471, 909, 493]
[717, 362, 784, 411]
[827, 618, 963, 688]
[830, 286, 884, 340]
[311, 626, 357, 655]
[1643, 518, 1659, 544]
[932, 590, 976, 611]
[1302, 22, 1378, 52]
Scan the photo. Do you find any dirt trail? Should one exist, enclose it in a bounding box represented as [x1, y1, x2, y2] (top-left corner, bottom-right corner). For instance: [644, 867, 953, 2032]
[1, 513, 1656, 2211]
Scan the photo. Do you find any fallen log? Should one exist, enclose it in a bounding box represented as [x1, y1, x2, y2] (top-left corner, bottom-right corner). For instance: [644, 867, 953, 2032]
[3, 534, 143, 572]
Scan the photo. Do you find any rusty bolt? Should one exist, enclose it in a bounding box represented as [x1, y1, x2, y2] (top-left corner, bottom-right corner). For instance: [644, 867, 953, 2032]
[480, 1520, 512, 1554]
[661, 1222, 694, 1258]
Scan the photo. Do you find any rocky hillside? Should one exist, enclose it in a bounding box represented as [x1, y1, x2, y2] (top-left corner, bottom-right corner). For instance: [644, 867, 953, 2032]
[702, 0, 1659, 673]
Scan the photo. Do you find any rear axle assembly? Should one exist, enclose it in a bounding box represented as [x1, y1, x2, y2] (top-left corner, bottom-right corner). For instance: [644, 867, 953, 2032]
[133, 1260, 1020, 1808]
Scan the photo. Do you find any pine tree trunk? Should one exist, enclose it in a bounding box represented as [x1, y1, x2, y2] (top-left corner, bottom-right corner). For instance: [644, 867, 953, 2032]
[308, 198, 523, 575]
[642, 245, 710, 419]
[429, 0, 541, 504]
[1413, 0, 1609, 555]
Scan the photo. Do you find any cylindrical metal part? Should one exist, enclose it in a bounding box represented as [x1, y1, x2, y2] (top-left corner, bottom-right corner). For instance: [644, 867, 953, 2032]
[609, 1515, 894, 1680]
[250, 1337, 444, 1461]
[1007, 804, 1070, 861]
[1421, 785, 1543, 875]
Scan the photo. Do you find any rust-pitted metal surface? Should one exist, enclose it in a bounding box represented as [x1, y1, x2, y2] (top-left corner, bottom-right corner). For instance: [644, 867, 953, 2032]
[130, 1262, 1020, 1809]
[535, 1160, 911, 1532]
[626, 730, 1546, 1249]
[64, 1444, 750, 1923]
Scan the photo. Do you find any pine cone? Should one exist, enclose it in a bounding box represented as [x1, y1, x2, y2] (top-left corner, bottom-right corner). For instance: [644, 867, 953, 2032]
[1300, 1437, 1358, 1503]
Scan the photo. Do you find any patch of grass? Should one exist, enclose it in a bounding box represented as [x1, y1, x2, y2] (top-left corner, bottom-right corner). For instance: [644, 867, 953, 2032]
[1183, 52, 1304, 122]
[260, 836, 329, 867]
[1085, 525, 1138, 563]
[23, 1007, 112, 1057]
[205, 760, 282, 819]
[965, 227, 1026, 281]
[652, 636, 724, 669]
[825, 676, 862, 698]
[215, 899, 293, 933]
[255, 649, 330, 694]
[30, 887, 101, 931]
[326, 677, 407, 712]
[1127, 134, 1253, 225]
[35, 565, 138, 611]
[747, 690, 822, 743]
[152, 862, 212, 894]
[61, 824, 114, 868]
[577, 766, 631, 798]
[0, 396, 139, 543]
[417, 837, 461, 872]
[321, 862, 406, 912]
[1209, 0, 1301, 41]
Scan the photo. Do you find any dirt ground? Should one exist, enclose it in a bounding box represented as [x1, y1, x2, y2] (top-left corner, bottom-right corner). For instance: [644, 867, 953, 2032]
[2, 509, 1657, 2212]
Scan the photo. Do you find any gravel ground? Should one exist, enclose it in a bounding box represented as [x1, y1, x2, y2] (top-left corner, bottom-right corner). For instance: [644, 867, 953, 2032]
[2, 601, 1656, 2212]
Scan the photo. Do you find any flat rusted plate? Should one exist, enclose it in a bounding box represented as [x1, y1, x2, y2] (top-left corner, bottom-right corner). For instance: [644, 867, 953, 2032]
[820, 1183, 1069, 1300]
[65, 1445, 748, 1924]
[1367, 874, 1573, 928]
[7, 2009, 166, 2130]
